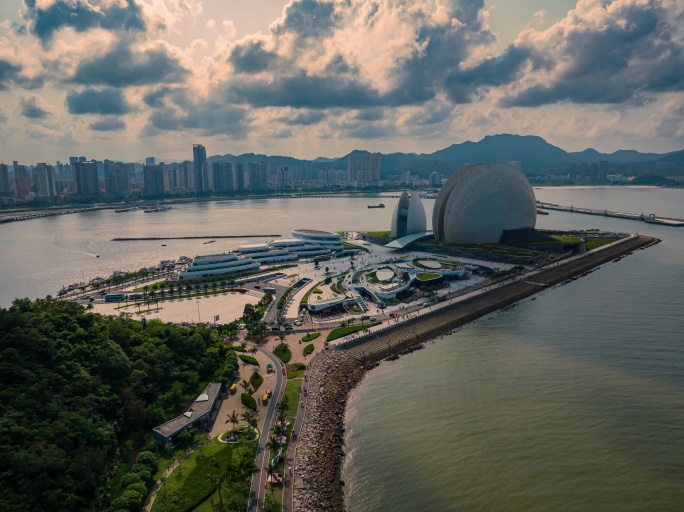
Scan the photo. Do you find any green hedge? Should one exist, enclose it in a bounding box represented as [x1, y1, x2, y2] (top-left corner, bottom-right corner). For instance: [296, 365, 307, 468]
[232, 345, 247, 352]
[303, 344, 315, 356]
[274, 343, 292, 363]
[241, 393, 257, 411]
[302, 332, 320, 342]
[249, 371, 264, 392]
[326, 321, 382, 342]
[239, 355, 259, 365]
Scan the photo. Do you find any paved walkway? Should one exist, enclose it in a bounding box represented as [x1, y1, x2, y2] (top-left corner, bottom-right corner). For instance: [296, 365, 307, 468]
[248, 343, 286, 512]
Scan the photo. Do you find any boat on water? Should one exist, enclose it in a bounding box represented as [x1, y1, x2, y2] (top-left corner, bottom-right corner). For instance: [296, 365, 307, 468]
[367, 203, 385, 209]
[536, 209, 549, 215]
[144, 204, 171, 213]
[203, 240, 216, 244]
[114, 206, 140, 213]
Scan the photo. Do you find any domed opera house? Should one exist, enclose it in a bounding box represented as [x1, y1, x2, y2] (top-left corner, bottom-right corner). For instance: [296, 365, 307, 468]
[433, 163, 537, 244]
[391, 192, 427, 238]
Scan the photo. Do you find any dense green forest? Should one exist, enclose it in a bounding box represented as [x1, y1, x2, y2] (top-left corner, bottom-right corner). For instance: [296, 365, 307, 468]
[0, 298, 239, 512]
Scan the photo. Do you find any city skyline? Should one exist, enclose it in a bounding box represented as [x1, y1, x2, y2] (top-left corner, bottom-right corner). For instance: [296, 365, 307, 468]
[0, 0, 683, 162]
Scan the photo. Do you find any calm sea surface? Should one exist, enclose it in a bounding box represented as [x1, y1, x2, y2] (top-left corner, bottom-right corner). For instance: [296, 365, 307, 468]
[1, 188, 683, 511]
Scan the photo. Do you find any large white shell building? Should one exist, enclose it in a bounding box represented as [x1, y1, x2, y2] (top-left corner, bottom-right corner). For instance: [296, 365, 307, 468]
[432, 163, 537, 244]
[391, 191, 427, 238]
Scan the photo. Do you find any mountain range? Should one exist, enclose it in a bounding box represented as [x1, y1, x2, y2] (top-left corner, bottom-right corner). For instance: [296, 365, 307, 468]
[194, 134, 683, 179]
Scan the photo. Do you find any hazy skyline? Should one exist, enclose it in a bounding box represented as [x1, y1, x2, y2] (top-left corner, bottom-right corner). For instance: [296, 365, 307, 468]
[1, 0, 682, 163]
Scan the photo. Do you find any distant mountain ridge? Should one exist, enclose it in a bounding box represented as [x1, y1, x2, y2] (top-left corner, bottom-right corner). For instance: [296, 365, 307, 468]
[168, 134, 682, 178]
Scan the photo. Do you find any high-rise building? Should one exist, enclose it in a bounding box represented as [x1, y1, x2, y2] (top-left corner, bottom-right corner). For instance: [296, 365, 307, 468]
[35, 163, 57, 197]
[13, 165, 31, 199]
[143, 164, 165, 197]
[0, 164, 10, 197]
[78, 156, 86, 163]
[430, 171, 442, 187]
[348, 152, 380, 184]
[193, 144, 208, 193]
[105, 162, 131, 197]
[275, 166, 291, 189]
[233, 163, 245, 192]
[248, 162, 267, 191]
[145, 157, 156, 166]
[73, 161, 100, 196]
[401, 170, 411, 184]
[212, 161, 234, 193]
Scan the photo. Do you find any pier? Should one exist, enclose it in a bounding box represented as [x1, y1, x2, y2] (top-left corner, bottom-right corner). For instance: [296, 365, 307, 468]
[537, 202, 684, 227]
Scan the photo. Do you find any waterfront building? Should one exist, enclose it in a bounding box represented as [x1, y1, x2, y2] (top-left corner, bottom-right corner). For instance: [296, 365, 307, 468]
[73, 161, 100, 197]
[143, 164, 165, 197]
[433, 163, 536, 244]
[13, 165, 31, 199]
[35, 163, 57, 198]
[178, 253, 260, 279]
[212, 161, 235, 193]
[0, 164, 10, 197]
[291, 229, 344, 251]
[233, 163, 245, 192]
[430, 171, 442, 187]
[153, 383, 223, 445]
[105, 163, 131, 197]
[193, 144, 208, 193]
[391, 192, 427, 238]
[348, 151, 380, 185]
[248, 162, 267, 192]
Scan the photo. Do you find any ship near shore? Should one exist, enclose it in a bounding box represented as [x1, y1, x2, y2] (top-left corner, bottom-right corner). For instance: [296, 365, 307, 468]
[367, 203, 385, 209]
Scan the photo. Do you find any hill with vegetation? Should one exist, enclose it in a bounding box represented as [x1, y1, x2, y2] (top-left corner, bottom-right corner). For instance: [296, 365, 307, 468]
[0, 298, 238, 512]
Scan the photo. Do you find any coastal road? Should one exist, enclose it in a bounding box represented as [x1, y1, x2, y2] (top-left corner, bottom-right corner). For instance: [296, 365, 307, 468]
[248, 343, 286, 512]
[282, 351, 322, 512]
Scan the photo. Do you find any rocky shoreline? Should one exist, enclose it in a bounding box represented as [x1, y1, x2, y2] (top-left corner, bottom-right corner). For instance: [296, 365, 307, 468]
[293, 350, 372, 511]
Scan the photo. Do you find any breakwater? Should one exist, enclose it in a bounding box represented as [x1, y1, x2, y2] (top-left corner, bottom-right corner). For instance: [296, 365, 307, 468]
[111, 235, 280, 241]
[537, 201, 684, 226]
[293, 350, 368, 512]
[292, 235, 658, 511]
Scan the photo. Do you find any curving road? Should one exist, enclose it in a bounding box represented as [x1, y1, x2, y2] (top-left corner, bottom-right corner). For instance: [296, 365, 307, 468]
[248, 343, 286, 512]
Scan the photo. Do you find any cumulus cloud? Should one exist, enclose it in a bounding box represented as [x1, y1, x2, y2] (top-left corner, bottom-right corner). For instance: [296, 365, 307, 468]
[22, 0, 146, 47]
[66, 88, 131, 115]
[90, 118, 126, 131]
[499, 0, 684, 107]
[20, 95, 52, 118]
[278, 110, 325, 125]
[70, 39, 189, 87]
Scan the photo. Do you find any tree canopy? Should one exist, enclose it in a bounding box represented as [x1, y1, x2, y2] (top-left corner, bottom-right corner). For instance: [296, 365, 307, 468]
[0, 297, 237, 512]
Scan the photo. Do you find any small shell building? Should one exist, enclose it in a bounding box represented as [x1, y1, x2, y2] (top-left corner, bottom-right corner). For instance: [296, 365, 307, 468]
[432, 163, 537, 244]
[391, 192, 427, 238]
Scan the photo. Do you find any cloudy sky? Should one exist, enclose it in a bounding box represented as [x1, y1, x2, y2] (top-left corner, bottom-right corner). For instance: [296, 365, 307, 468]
[1, 0, 682, 163]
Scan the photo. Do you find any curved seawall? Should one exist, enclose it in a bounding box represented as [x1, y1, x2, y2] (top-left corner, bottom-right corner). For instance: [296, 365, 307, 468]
[292, 234, 658, 511]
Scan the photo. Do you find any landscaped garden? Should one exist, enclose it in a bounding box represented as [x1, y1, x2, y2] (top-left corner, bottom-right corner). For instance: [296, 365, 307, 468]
[326, 321, 382, 341]
[219, 426, 258, 443]
[585, 237, 618, 250]
[303, 343, 315, 356]
[274, 343, 292, 363]
[415, 272, 441, 281]
[286, 363, 306, 379]
[302, 332, 320, 342]
[239, 354, 259, 366]
[151, 436, 258, 512]
[249, 371, 263, 393]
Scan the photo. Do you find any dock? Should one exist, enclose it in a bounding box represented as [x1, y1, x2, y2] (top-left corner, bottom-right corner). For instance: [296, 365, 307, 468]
[537, 202, 684, 227]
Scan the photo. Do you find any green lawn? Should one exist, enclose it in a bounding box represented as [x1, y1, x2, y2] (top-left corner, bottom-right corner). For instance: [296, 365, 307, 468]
[303, 344, 315, 356]
[283, 379, 303, 417]
[301, 282, 325, 304]
[415, 272, 441, 281]
[342, 241, 369, 252]
[249, 371, 263, 393]
[151, 438, 234, 512]
[286, 363, 306, 379]
[363, 230, 393, 238]
[326, 321, 382, 342]
[585, 237, 618, 250]
[553, 235, 583, 243]
[302, 332, 321, 342]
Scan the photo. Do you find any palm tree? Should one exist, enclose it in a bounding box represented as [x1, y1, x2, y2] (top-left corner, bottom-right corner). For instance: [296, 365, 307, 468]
[220, 279, 227, 292]
[265, 435, 280, 456]
[226, 410, 239, 429]
[242, 411, 258, 430]
[360, 315, 369, 326]
[143, 284, 150, 299]
[272, 423, 286, 439]
[240, 379, 252, 395]
[277, 330, 287, 344]
[276, 409, 287, 425]
[86, 302, 94, 312]
[265, 463, 278, 493]
[249, 346, 258, 355]
[203, 282, 209, 296]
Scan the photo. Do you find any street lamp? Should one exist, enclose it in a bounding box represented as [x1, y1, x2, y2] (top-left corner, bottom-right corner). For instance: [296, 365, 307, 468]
[196, 299, 201, 323]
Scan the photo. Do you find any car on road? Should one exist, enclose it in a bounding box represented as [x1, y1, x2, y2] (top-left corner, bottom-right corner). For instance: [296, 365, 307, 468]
[266, 364, 274, 374]
[369, 317, 377, 321]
